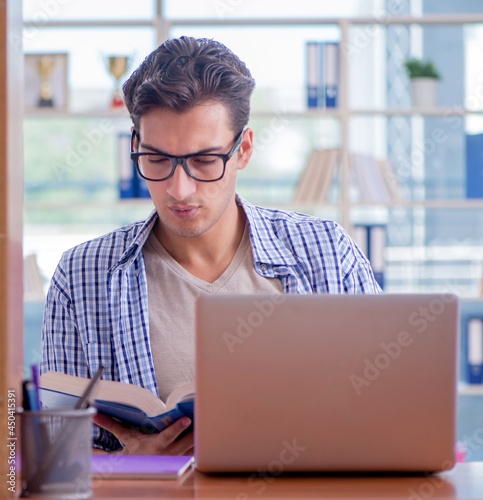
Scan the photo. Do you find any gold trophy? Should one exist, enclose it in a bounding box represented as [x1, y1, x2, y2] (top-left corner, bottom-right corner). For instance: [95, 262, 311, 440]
[37, 55, 55, 107]
[107, 55, 130, 109]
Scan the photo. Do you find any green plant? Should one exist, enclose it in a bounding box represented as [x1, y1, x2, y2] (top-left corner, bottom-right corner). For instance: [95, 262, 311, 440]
[403, 58, 441, 80]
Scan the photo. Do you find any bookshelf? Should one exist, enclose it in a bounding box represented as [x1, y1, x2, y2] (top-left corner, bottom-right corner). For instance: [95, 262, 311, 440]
[163, 13, 483, 224]
[24, 10, 483, 296]
[21, 3, 483, 460]
[22, 17, 483, 257]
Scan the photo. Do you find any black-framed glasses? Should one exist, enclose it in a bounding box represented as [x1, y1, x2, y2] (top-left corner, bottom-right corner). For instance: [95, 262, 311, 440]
[130, 129, 244, 182]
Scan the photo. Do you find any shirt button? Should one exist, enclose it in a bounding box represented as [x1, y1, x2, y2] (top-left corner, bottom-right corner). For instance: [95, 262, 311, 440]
[260, 264, 268, 272]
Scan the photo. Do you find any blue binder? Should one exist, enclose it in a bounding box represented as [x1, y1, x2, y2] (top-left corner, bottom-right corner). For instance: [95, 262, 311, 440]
[466, 317, 483, 384]
[466, 133, 483, 199]
[353, 224, 386, 290]
[118, 132, 137, 199]
[324, 42, 339, 108]
[306, 41, 321, 108]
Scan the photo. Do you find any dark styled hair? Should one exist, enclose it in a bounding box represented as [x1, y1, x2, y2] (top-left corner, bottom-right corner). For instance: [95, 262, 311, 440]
[123, 36, 256, 134]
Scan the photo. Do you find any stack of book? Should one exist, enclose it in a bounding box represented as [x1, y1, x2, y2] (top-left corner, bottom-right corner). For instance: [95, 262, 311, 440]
[292, 149, 339, 205]
[351, 152, 402, 203]
[292, 149, 401, 206]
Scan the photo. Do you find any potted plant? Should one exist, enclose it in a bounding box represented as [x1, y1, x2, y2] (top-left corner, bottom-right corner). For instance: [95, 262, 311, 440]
[403, 57, 441, 108]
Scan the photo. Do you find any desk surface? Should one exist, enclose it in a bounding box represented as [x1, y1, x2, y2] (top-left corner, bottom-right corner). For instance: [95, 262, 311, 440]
[91, 462, 483, 499]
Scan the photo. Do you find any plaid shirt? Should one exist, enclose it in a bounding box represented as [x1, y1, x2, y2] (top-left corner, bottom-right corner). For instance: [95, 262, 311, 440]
[41, 196, 381, 450]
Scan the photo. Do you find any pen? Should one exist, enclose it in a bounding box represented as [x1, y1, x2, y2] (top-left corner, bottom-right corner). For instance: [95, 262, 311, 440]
[22, 378, 45, 486]
[22, 380, 33, 411]
[24, 381, 40, 411]
[75, 365, 104, 409]
[31, 364, 41, 410]
[27, 365, 105, 492]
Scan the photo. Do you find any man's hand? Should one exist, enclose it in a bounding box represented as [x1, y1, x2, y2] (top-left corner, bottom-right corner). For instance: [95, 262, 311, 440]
[93, 413, 193, 455]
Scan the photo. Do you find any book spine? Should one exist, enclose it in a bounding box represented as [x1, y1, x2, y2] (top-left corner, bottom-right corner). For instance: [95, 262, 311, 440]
[352, 153, 391, 202]
[118, 132, 138, 199]
[353, 224, 386, 289]
[316, 42, 325, 108]
[369, 225, 385, 290]
[324, 42, 339, 108]
[137, 177, 151, 198]
[467, 317, 483, 384]
[306, 42, 319, 109]
[465, 133, 483, 199]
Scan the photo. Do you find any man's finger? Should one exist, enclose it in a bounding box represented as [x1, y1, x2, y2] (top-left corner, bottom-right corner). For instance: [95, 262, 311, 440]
[158, 417, 192, 445]
[93, 413, 138, 443]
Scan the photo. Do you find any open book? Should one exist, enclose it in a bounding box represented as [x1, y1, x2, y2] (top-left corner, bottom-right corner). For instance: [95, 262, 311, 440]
[39, 371, 194, 434]
[292, 149, 339, 205]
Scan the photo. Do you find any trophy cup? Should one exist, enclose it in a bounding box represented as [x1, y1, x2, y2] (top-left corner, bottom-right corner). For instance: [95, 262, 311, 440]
[107, 55, 130, 109]
[37, 55, 55, 107]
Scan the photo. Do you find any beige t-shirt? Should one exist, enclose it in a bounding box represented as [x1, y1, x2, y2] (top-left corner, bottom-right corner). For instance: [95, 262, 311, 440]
[143, 225, 283, 402]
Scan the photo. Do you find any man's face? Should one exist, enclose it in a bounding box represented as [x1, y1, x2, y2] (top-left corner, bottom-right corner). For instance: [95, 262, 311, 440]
[136, 101, 252, 241]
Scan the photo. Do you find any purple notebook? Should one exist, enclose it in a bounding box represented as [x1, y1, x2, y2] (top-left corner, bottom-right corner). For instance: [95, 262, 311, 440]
[91, 454, 194, 480]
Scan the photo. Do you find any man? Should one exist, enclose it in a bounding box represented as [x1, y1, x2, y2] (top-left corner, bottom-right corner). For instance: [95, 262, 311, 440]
[41, 36, 381, 455]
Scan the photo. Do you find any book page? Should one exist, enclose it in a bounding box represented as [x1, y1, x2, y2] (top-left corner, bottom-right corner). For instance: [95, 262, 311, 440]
[40, 371, 167, 417]
[166, 381, 195, 409]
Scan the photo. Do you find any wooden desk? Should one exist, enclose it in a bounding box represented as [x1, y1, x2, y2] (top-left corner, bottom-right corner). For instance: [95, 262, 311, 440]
[91, 462, 483, 499]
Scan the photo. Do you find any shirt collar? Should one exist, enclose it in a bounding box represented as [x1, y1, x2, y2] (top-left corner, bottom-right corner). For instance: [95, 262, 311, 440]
[237, 195, 298, 267]
[114, 197, 298, 272]
[111, 209, 159, 272]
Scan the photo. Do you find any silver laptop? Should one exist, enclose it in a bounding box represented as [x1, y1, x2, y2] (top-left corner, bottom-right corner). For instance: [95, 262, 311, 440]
[194, 293, 459, 473]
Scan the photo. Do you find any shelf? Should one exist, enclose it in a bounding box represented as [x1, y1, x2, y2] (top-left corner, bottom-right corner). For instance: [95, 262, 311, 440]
[23, 108, 340, 119]
[23, 19, 157, 28]
[24, 14, 483, 30]
[350, 107, 483, 117]
[22, 11, 483, 256]
[23, 108, 338, 119]
[23, 108, 339, 119]
[24, 199, 154, 211]
[458, 383, 483, 396]
[24, 106, 483, 120]
[288, 199, 483, 210]
[24, 109, 130, 119]
[251, 109, 341, 118]
[252, 107, 483, 118]
[351, 199, 483, 209]
[24, 198, 483, 212]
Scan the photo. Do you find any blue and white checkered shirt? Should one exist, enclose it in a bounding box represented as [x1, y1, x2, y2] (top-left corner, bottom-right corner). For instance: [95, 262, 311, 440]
[41, 196, 381, 450]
